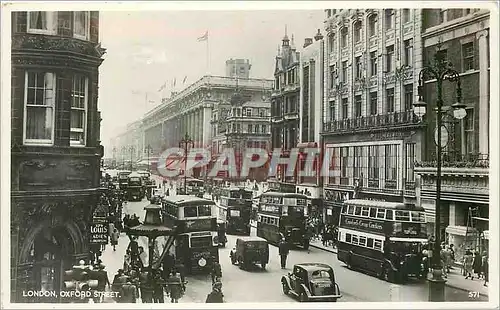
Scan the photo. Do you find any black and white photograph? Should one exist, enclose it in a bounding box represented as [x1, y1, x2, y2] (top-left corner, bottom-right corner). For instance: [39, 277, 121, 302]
[1, 1, 498, 307]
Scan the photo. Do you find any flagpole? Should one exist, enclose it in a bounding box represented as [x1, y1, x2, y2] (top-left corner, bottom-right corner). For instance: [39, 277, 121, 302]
[206, 31, 210, 75]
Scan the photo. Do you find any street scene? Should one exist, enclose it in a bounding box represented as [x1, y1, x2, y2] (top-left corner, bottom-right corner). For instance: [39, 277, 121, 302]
[5, 3, 495, 307]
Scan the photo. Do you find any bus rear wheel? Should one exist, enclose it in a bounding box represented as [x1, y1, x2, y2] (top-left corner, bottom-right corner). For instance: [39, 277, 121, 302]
[383, 265, 395, 283]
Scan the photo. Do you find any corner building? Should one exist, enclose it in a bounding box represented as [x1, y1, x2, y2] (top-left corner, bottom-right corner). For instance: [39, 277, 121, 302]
[321, 9, 424, 225]
[415, 8, 490, 262]
[10, 11, 105, 302]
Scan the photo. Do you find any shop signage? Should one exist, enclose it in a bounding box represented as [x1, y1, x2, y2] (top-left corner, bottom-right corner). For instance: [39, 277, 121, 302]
[90, 223, 108, 244]
[340, 215, 385, 233]
[324, 189, 352, 203]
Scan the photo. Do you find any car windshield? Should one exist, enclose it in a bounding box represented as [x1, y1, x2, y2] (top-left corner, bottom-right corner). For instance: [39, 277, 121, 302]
[310, 270, 331, 280]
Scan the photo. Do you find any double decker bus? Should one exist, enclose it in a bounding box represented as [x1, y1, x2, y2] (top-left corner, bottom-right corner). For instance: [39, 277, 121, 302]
[178, 178, 205, 197]
[337, 199, 427, 283]
[217, 187, 253, 235]
[161, 196, 219, 274]
[257, 192, 310, 249]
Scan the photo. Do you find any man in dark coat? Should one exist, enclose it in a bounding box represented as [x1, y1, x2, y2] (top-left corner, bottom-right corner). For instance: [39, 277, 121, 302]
[127, 237, 140, 262]
[95, 264, 110, 303]
[278, 240, 289, 269]
[120, 281, 138, 303]
[206, 281, 224, 303]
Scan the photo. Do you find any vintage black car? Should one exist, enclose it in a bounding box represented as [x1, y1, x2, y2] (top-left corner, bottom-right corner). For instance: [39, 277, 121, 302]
[230, 236, 269, 270]
[281, 263, 342, 302]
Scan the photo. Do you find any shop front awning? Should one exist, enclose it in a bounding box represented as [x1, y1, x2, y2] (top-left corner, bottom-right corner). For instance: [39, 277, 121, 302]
[445, 225, 478, 236]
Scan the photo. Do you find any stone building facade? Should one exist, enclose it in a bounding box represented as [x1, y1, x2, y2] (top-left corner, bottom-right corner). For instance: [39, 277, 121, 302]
[321, 9, 425, 225]
[415, 8, 490, 261]
[10, 11, 105, 302]
[112, 75, 272, 179]
[269, 31, 301, 193]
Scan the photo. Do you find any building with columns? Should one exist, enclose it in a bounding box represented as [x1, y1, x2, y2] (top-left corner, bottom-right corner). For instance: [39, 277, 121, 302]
[297, 29, 325, 217]
[321, 9, 425, 225]
[269, 30, 301, 193]
[415, 8, 490, 262]
[111, 74, 273, 177]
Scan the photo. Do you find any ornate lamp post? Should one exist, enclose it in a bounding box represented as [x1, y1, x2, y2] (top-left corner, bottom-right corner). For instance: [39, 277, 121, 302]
[145, 144, 153, 172]
[179, 133, 194, 194]
[413, 50, 466, 302]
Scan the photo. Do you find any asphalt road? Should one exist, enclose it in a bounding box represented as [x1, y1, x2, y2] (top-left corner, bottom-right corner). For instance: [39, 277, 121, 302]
[111, 196, 486, 303]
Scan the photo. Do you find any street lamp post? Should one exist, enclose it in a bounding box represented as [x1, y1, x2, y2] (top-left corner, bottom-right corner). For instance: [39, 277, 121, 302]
[129, 146, 135, 171]
[121, 146, 127, 169]
[145, 144, 153, 172]
[179, 133, 194, 194]
[413, 50, 466, 302]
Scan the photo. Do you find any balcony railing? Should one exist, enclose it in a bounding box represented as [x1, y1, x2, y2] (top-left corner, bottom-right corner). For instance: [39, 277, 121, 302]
[415, 152, 489, 169]
[323, 110, 421, 133]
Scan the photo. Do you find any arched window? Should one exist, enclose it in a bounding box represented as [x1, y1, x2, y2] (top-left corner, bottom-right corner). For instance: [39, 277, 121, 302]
[341, 27, 348, 48]
[353, 21, 362, 43]
[368, 14, 378, 37]
[328, 33, 336, 53]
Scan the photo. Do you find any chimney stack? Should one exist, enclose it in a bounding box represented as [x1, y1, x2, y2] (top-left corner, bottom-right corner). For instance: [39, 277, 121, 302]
[314, 29, 324, 41]
[303, 38, 313, 48]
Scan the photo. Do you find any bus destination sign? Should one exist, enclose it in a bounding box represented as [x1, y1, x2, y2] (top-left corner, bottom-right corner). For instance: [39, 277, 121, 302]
[341, 215, 384, 233]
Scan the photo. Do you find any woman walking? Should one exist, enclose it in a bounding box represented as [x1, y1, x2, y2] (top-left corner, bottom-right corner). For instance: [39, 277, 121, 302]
[110, 228, 120, 251]
[463, 249, 474, 279]
[473, 251, 482, 279]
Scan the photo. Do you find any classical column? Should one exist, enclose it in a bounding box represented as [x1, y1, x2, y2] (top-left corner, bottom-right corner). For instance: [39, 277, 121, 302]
[476, 30, 489, 155]
[202, 106, 212, 147]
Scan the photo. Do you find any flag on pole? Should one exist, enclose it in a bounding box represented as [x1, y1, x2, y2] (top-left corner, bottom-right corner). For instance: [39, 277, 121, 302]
[197, 30, 208, 42]
[157, 82, 166, 92]
[182, 76, 188, 84]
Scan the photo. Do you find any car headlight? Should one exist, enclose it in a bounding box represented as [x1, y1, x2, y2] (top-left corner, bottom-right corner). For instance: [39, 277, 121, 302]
[198, 258, 207, 267]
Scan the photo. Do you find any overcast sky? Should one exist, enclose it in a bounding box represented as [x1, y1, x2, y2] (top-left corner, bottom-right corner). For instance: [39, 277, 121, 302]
[99, 10, 324, 149]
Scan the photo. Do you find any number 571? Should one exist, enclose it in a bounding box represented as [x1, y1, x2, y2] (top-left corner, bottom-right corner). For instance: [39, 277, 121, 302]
[469, 291, 480, 299]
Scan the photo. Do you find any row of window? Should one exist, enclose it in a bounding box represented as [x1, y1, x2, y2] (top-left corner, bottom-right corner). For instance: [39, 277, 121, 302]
[26, 11, 91, 40]
[341, 205, 425, 222]
[438, 8, 481, 24]
[274, 67, 298, 90]
[328, 85, 413, 120]
[258, 214, 280, 226]
[326, 144, 405, 187]
[339, 230, 384, 251]
[23, 71, 88, 146]
[225, 123, 268, 134]
[271, 95, 299, 116]
[327, 10, 412, 52]
[162, 204, 213, 218]
[330, 41, 476, 90]
[225, 107, 270, 118]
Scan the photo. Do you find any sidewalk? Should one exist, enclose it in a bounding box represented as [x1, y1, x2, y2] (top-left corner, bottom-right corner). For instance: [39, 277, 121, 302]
[308, 240, 488, 297]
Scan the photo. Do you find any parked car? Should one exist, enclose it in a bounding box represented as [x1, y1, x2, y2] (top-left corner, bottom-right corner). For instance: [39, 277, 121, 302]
[230, 236, 269, 270]
[149, 188, 163, 205]
[281, 263, 342, 302]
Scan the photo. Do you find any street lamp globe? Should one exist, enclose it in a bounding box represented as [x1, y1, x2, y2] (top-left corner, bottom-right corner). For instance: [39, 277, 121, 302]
[413, 97, 427, 118]
[451, 102, 467, 120]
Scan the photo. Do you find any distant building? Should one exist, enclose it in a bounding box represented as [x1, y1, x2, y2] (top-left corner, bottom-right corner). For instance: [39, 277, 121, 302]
[111, 72, 273, 179]
[269, 29, 301, 193]
[226, 58, 252, 79]
[10, 11, 105, 302]
[297, 29, 324, 217]
[210, 83, 271, 182]
[415, 8, 490, 261]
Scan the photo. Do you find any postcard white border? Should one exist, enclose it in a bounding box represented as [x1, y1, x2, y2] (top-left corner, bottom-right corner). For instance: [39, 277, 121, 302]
[1, 1, 498, 309]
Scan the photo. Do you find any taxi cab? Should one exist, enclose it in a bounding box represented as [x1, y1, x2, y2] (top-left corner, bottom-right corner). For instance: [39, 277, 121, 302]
[281, 263, 342, 302]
